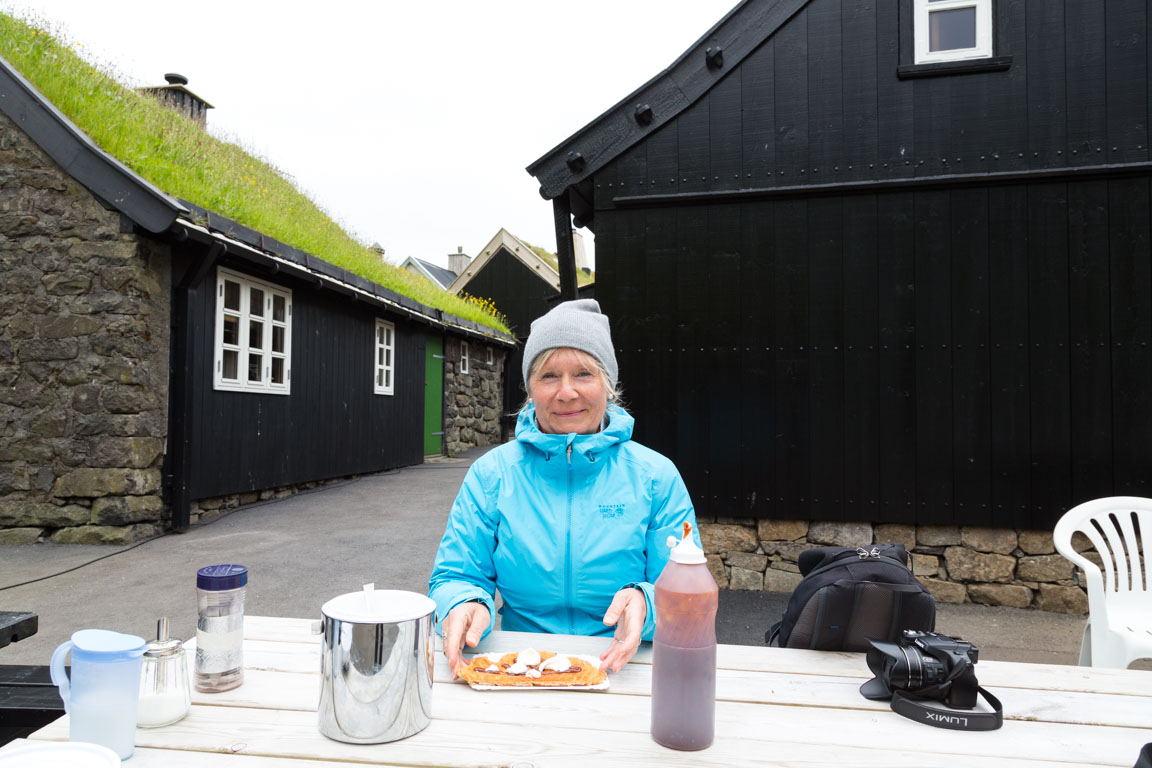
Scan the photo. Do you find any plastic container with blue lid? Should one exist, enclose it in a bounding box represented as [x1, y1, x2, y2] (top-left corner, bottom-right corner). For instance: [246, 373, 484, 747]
[196, 564, 248, 590]
[195, 564, 248, 693]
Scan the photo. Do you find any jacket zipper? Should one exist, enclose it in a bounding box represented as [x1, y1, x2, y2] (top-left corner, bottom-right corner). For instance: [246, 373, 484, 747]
[565, 440, 575, 633]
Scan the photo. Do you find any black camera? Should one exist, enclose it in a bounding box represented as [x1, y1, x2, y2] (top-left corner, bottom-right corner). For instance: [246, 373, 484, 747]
[861, 629, 979, 707]
[860, 630, 1002, 730]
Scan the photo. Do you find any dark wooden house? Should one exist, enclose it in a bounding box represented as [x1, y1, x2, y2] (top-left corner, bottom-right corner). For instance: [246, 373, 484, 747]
[528, 0, 1152, 534]
[0, 55, 514, 541]
[448, 228, 594, 422]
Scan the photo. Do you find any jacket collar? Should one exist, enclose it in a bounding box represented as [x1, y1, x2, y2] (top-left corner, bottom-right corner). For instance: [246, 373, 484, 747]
[515, 403, 633, 470]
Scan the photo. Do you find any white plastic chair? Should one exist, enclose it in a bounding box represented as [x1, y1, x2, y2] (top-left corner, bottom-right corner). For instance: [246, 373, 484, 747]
[1053, 496, 1152, 669]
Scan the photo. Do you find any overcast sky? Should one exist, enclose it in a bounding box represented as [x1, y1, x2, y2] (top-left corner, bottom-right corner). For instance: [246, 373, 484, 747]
[3, 0, 737, 270]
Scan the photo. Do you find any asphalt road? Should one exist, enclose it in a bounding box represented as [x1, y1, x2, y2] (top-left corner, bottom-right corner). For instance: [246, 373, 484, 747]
[0, 446, 1107, 669]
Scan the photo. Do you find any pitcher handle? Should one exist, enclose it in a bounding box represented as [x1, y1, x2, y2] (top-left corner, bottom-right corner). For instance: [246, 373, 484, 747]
[49, 640, 72, 714]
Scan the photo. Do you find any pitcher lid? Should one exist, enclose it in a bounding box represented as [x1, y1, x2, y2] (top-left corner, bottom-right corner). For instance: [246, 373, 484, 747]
[71, 629, 147, 660]
[0, 741, 121, 767]
[322, 589, 436, 624]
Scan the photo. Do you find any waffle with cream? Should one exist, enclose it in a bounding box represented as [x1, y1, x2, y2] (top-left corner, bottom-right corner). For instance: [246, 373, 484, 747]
[458, 648, 607, 687]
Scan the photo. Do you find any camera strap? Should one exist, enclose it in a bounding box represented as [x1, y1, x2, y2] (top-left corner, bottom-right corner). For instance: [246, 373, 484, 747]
[890, 686, 1004, 731]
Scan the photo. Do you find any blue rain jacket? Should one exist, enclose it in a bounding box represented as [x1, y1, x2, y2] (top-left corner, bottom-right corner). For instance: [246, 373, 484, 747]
[429, 404, 699, 642]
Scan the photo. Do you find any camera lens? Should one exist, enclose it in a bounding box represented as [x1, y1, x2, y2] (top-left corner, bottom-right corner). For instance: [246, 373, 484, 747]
[884, 644, 948, 690]
[860, 640, 949, 700]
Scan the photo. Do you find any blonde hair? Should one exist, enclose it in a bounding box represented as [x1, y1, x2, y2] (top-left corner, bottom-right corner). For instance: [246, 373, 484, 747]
[519, 347, 624, 413]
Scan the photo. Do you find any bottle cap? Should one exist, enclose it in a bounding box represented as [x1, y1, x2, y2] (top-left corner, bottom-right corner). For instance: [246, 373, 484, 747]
[666, 521, 707, 564]
[197, 564, 248, 591]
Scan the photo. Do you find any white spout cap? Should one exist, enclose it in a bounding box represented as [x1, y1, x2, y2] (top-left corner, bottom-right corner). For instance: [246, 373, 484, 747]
[666, 521, 707, 564]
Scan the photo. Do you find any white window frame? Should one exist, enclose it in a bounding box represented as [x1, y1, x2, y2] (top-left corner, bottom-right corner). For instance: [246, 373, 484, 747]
[914, 0, 992, 64]
[374, 319, 395, 396]
[213, 267, 292, 394]
[486, 347, 494, 366]
[460, 341, 470, 374]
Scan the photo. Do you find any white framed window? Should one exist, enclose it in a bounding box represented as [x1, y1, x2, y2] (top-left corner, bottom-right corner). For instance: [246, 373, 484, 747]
[486, 347, 494, 366]
[374, 319, 395, 395]
[460, 341, 470, 374]
[214, 267, 291, 394]
[914, 0, 992, 64]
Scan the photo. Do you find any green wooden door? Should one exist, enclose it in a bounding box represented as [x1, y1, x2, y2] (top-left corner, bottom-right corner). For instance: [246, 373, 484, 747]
[424, 335, 444, 455]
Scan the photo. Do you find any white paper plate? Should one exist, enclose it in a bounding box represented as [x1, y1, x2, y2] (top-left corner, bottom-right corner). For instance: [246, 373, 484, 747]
[462, 652, 611, 691]
[0, 741, 121, 767]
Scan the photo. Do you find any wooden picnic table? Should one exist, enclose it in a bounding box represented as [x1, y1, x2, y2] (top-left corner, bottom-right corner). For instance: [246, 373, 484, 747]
[5, 615, 1151, 766]
[0, 612, 37, 649]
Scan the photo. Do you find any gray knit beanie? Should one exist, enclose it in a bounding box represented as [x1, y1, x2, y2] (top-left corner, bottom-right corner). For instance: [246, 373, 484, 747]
[522, 299, 618, 391]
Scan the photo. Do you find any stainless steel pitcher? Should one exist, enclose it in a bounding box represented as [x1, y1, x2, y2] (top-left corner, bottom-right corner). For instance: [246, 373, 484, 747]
[317, 589, 436, 743]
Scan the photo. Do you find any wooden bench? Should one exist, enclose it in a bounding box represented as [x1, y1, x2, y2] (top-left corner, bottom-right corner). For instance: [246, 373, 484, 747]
[0, 612, 37, 649]
[0, 612, 62, 746]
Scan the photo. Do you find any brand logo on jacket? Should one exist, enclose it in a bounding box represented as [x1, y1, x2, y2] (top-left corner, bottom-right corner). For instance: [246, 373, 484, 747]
[597, 503, 625, 519]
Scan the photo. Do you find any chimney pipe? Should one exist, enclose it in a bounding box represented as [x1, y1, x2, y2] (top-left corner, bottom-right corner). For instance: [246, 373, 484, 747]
[448, 247, 471, 276]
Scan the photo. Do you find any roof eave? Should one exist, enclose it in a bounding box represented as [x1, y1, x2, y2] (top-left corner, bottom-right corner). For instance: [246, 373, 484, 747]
[448, 228, 560, 294]
[177, 203, 516, 347]
[0, 54, 189, 232]
[525, 0, 812, 200]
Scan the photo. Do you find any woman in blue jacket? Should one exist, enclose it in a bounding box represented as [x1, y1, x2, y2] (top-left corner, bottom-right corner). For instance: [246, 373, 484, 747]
[430, 299, 700, 676]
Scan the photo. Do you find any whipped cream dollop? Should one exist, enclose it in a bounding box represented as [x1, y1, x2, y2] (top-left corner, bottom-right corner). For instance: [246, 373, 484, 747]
[506, 661, 529, 675]
[540, 655, 571, 673]
[525, 669, 541, 679]
[516, 648, 541, 667]
[485, 664, 500, 673]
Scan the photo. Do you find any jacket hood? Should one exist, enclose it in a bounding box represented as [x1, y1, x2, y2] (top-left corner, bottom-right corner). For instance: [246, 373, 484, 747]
[515, 403, 633, 466]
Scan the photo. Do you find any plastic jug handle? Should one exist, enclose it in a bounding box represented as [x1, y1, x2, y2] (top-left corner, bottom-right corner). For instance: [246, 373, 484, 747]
[49, 640, 72, 714]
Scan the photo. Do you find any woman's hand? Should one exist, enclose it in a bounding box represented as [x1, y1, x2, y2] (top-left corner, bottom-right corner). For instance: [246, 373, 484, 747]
[599, 587, 647, 673]
[442, 600, 490, 678]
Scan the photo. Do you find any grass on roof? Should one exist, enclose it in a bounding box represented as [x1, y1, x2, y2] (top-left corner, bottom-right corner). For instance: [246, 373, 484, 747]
[525, 242, 595, 287]
[0, 13, 510, 334]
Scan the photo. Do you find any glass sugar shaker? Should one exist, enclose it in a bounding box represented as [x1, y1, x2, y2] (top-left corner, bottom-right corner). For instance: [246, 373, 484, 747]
[137, 617, 191, 728]
[195, 564, 248, 693]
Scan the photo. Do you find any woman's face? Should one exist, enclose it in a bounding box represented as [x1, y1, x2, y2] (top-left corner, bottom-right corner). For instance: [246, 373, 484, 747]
[529, 348, 609, 435]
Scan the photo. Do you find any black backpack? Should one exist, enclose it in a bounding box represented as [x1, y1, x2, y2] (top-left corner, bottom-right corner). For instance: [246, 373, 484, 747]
[766, 543, 936, 651]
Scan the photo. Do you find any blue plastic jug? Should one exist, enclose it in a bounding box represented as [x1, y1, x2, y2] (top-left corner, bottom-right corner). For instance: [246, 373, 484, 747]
[50, 629, 147, 760]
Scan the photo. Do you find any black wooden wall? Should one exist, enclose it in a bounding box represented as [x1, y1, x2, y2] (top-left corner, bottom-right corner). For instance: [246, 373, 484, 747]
[464, 247, 559, 340]
[593, 0, 1150, 204]
[180, 258, 425, 500]
[586, 0, 1152, 531]
[462, 246, 560, 410]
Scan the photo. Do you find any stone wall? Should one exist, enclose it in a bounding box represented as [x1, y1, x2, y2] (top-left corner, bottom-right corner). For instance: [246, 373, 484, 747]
[0, 111, 170, 545]
[442, 337, 504, 455]
[700, 518, 1094, 615]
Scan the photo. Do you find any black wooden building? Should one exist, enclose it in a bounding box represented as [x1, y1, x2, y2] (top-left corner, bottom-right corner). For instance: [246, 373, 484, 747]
[528, 0, 1152, 532]
[448, 228, 594, 421]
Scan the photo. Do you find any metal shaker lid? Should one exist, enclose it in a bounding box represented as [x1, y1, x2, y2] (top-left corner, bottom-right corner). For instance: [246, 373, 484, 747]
[144, 617, 183, 658]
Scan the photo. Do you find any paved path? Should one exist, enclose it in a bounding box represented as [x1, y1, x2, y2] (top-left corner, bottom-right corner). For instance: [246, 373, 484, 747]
[0, 446, 1110, 669]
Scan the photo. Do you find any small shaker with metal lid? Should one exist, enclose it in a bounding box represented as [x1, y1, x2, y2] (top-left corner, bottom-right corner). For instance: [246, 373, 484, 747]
[195, 564, 248, 693]
[137, 617, 191, 728]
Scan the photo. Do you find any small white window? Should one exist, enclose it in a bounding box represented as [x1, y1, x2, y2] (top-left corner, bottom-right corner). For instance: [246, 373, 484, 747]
[914, 0, 992, 64]
[374, 319, 395, 395]
[486, 347, 494, 366]
[214, 268, 291, 394]
[460, 341, 470, 374]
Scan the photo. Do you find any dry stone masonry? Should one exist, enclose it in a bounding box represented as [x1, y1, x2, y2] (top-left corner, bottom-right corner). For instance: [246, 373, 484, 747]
[442, 337, 505, 455]
[699, 518, 1095, 615]
[0, 111, 170, 545]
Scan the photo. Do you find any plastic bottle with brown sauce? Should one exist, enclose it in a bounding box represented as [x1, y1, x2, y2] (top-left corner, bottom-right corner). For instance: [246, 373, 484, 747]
[650, 521, 718, 750]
